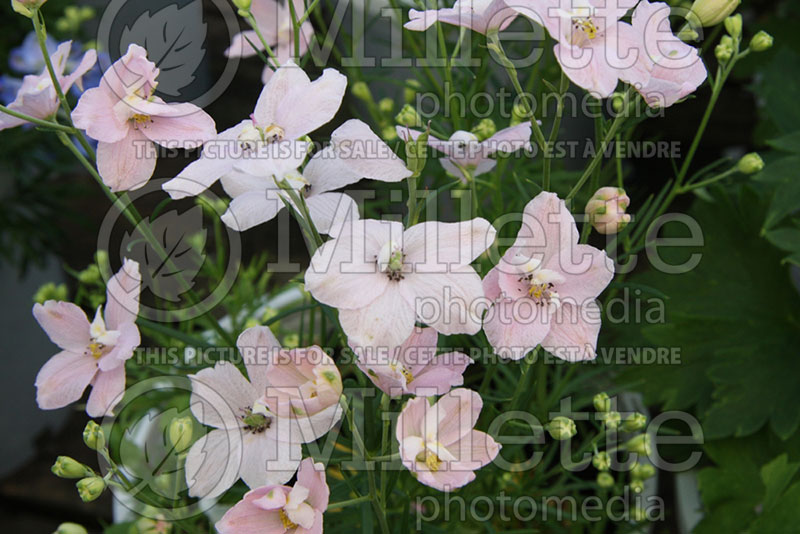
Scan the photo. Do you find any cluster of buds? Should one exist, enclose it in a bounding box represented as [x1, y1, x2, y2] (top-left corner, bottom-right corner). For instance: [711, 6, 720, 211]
[51, 421, 112, 503]
[395, 104, 424, 128]
[585, 187, 631, 235]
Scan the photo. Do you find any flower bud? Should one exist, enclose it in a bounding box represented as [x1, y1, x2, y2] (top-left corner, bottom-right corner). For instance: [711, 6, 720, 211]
[737, 152, 764, 174]
[404, 79, 422, 105]
[592, 451, 612, 471]
[395, 104, 423, 128]
[600, 411, 621, 430]
[11, 0, 47, 17]
[750, 31, 774, 52]
[621, 412, 647, 433]
[689, 0, 740, 27]
[378, 97, 395, 115]
[133, 517, 172, 534]
[52, 456, 92, 479]
[54, 523, 88, 534]
[83, 421, 105, 451]
[34, 282, 68, 304]
[632, 462, 656, 480]
[624, 434, 652, 456]
[168, 416, 194, 454]
[470, 118, 497, 141]
[597, 472, 615, 488]
[546, 416, 577, 441]
[352, 81, 372, 103]
[585, 188, 631, 235]
[611, 92, 626, 114]
[593, 392, 611, 413]
[715, 41, 734, 62]
[724, 14, 742, 39]
[381, 125, 398, 141]
[78, 264, 101, 285]
[232, 0, 252, 13]
[630, 478, 645, 494]
[283, 333, 300, 349]
[510, 102, 529, 126]
[76, 476, 106, 502]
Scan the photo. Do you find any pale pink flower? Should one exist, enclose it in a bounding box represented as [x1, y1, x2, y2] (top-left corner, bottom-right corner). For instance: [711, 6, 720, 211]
[630, 1, 707, 107]
[515, 0, 648, 97]
[220, 119, 412, 234]
[0, 41, 95, 131]
[396, 388, 500, 491]
[34, 259, 141, 417]
[162, 60, 347, 201]
[585, 186, 631, 234]
[405, 0, 518, 35]
[354, 327, 471, 398]
[225, 0, 315, 84]
[305, 218, 496, 351]
[185, 326, 302, 499]
[397, 123, 531, 182]
[216, 457, 329, 534]
[72, 44, 216, 192]
[482, 192, 614, 360]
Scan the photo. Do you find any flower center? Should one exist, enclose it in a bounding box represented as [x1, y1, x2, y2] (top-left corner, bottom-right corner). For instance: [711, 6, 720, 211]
[87, 307, 119, 360]
[390, 362, 413, 384]
[88, 341, 106, 359]
[572, 17, 598, 40]
[279, 510, 298, 530]
[513, 254, 564, 308]
[241, 407, 271, 434]
[416, 450, 442, 472]
[130, 113, 153, 128]
[377, 240, 405, 281]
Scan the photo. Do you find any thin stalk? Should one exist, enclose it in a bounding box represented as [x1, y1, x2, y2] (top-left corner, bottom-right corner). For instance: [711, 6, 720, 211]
[327, 495, 372, 510]
[245, 13, 280, 68]
[0, 105, 76, 132]
[542, 71, 569, 191]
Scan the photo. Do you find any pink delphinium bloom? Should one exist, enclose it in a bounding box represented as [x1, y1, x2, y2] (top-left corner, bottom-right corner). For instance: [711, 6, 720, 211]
[216, 457, 329, 534]
[630, 1, 707, 107]
[162, 60, 347, 200]
[396, 388, 500, 491]
[585, 186, 631, 234]
[405, 0, 517, 35]
[305, 218, 496, 351]
[517, 0, 647, 97]
[71, 44, 216, 192]
[482, 192, 614, 360]
[354, 327, 472, 398]
[34, 259, 141, 417]
[225, 0, 315, 84]
[0, 41, 96, 131]
[185, 326, 302, 499]
[220, 119, 412, 234]
[397, 123, 531, 182]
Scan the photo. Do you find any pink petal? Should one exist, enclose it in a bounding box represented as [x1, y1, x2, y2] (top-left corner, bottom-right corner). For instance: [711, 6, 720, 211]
[72, 85, 129, 143]
[541, 301, 602, 361]
[97, 320, 140, 372]
[296, 458, 330, 511]
[556, 244, 614, 303]
[417, 466, 476, 492]
[403, 219, 496, 272]
[240, 431, 301, 488]
[484, 123, 532, 155]
[61, 48, 98, 93]
[237, 325, 282, 394]
[186, 428, 244, 499]
[449, 429, 501, 470]
[139, 103, 216, 149]
[33, 301, 90, 351]
[189, 361, 258, 430]
[275, 67, 347, 139]
[217, 491, 285, 534]
[555, 41, 620, 98]
[483, 299, 551, 360]
[104, 258, 141, 330]
[396, 396, 429, 441]
[399, 326, 439, 373]
[254, 61, 311, 127]
[514, 191, 579, 264]
[101, 43, 159, 100]
[86, 363, 126, 417]
[339, 285, 417, 350]
[35, 350, 97, 410]
[305, 191, 360, 237]
[409, 351, 471, 396]
[433, 388, 482, 446]
[221, 190, 284, 232]
[96, 130, 156, 192]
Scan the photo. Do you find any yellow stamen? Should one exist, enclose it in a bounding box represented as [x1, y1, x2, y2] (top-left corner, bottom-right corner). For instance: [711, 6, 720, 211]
[279, 510, 298, 529]
[576, 19, 598, 39]
[88, 342, 104, 359]
[263, 124, 285, 143]
[425, 452, 442, 472]
[528, 284, 546, 300]
[131, 114, 152, 127]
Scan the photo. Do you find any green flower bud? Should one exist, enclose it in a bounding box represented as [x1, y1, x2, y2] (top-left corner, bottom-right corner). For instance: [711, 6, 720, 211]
[632, 462, 656, 480]
[54, 523, 88, 534]
[395, 104, 423, 128]
[168, 416, 194, 453]
[510, 102, 529, 126]
[611, 93, 626, 114]
[592, 451, 612, 471]
[404, 79, 422, 105]
[750, 31, 774, 52]
[133, 517, 172, 534]
[352, 81, 372, 103]
[78, 264, 101, 285]
[76, 476, 106, 502]
[724, 14, 742, 39]
[714, 42, 733, 62]
[470, 118, 497, 141]
[33, 282, 68, 304]
[600, 411, 621, 430]
[630, 478, 645, 494]
[597, 472, 615, 488]
[381, 125, 398, 141]
[624, 434, 652, 456]
[12, 0, 47, 17]
[52, 456, 92, 479]
[95, 249, 109, 269]
[232, 0, 252, 13]
[79, 5, 95, 20]
[689, 0, 740, 27]
[378, 98, 395, 115]
[283, 333, 300, 349]
[621, 413, 647, 433]
[83, 421, 105, 451]
[546, 416, 577, 441]
[593, 392, 611, 412]
[737, 152, 764, 174]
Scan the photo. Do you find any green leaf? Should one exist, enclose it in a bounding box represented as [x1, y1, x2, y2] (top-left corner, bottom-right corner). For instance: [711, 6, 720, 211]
[750, 482, 800, 533]
[757, 48, 800, 134]
[755, 156, 800, 230]
[765, 227, 800, 251]
[760, 454, 800, 511]
[766, 130, 800, 153]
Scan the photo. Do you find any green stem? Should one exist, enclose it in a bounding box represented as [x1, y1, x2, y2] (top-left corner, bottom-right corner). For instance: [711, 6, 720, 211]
[327, 495, 372, 510]
[679, 166, 737, 193]
[0, 105, 76, 132]
[542, 72, 569, 191]
[510, 349, 539, 411]
[245, 12, 280, 68]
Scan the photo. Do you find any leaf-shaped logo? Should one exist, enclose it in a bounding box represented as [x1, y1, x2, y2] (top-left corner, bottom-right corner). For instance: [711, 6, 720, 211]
[119, 3, 208, 97]
[118, 407, 196, 501]
[121, 206, 208, 302]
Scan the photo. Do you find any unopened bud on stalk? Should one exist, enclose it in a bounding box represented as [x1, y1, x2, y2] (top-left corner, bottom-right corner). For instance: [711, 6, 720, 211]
[510, 102, 529, 126]
[611, 93, 626, 114]
[168, 416, 194, 454]
[54, 523, 88, 534]
[597, 472, 615, 488]
[593, 451, 612, 471]
[381, 125, 398, 141]
[546, 416, 577, 440]
[232, 0, 252, 14]
[585, 187, 631, 235]
[715, 36, 735, 62]
[737, 152, 764, 174]
[395, 104, 423, 128]
[352, 81, 372, 103]
[621, 412, 647, 432]
[52, 456, 92, 479]
[33, 282, 68, 304]
[83, 421, 105, 451]
[630, 478, 645, 494]
[404, 79, 422, 104]
[593, 392, 611, 413]
[11, 0, 47, 17]
[724, 14, 742, 39]
[601, 411, 622, 430]
[76, 476, 106, 502]
[624, 434, 652, 456]
[750, 31, 774, 52]
[471, 118, 497, 141]
[690, 0, 740, 27]
[632, 463, 656, 480]
[134, 517, 173, 534]
[378, 97, 394, 115]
